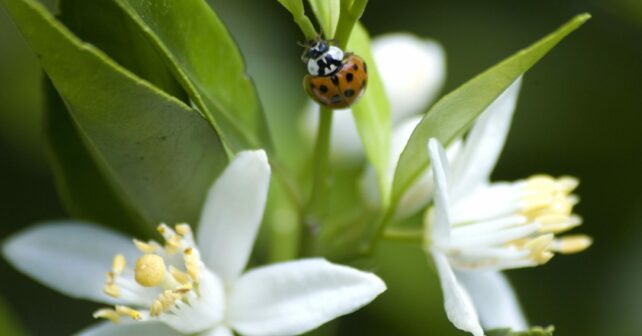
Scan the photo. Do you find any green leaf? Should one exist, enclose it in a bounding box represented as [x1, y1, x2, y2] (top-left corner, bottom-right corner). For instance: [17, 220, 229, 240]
[2, 0, 228, 227]
[390, 13, 591, 207]
[348, 24, 392, 206]
[487, 326, 555, 336]
[113, 0, 270, 153]
[43, 79, 148, 236]
[308, 0, 340, 38]
[57, 0, 186, 100]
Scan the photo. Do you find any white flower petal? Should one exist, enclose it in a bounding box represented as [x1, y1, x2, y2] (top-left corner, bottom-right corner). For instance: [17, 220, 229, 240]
[456, 270, 528, 331]
[228, 258, 386, 336]
[201, 326, 234, 336]
[77, 321, 181, 336]
[372, 33, 446, 121]
[2, 222, 138, 304]
[450, 77, 522, 201]
[197, 150, 271, 285]
[427, 138, 452, 245]
[431, 250, 484, 336]
[397, 137, 463, 219]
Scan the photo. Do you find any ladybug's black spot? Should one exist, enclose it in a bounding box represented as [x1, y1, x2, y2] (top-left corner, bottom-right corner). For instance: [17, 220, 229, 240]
[344, 89, 355, 97]
[352, 64, 359, 71]
[331, 95, 342, 103]
[346, 73, 354, 82]
[320, 85, 328, 93]
[363, 62, 368, 73]
[310, 83, 316, 90]
[330, 75, 339, 86]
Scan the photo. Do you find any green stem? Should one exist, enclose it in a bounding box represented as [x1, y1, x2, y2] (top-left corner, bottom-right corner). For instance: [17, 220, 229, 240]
[382, 227, 424, 244]
[299, 107, 334, 256]
[308, 107, 334, 213]
[335, 0, 368, 48]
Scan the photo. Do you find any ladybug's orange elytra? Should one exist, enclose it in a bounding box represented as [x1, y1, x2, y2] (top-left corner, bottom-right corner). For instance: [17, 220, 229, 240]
[304, 54, 368, 109]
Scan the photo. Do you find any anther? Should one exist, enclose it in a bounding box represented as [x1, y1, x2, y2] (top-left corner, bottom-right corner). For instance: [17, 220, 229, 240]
[552, 235, 593, 254]
[112, 254, 126, 274]
[133, 239, 157, 254]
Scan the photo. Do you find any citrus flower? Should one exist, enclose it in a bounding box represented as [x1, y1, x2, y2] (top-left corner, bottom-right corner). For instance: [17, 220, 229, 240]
[423, 79, 592, 335]
[3, 150, 386, 336]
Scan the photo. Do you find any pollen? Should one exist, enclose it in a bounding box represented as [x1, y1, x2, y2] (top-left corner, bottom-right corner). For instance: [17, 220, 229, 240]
[135, 254, 166, 287]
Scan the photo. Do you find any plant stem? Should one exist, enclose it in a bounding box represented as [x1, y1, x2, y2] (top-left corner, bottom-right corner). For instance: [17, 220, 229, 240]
[308, 107, 334, 214]
[382, 227, 424, 244]
[335, 0, 368, 48]
[299, 107, 334, 256]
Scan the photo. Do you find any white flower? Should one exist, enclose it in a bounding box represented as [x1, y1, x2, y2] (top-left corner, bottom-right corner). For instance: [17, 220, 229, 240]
[2, 150, 386, 336]
[302, 33, 446, 163]
[424, 79, 592, 335]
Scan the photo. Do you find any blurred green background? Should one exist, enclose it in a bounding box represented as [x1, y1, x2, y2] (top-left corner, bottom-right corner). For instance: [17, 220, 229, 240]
[1, 0, 641, 335]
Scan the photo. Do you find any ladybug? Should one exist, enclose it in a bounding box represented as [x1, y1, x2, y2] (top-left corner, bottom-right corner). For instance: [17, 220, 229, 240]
[301, 39, 368, 109]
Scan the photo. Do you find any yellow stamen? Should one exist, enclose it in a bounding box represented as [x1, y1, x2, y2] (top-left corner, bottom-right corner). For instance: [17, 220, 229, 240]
[93, 308, 120, 324]
[104, 272, 120, 298]
[169, 266, 191, 285]
[554, 235, 593, 254]
[133, 239, 157, 254]
[150, 290, 182, 317]
[134, 254, 166, 287]
[165, 234, 183, 255]
[525, 234, 554, 264]
[157, 224, 167, 235]
[115, 305, 142, 321]
[104, 284, 120, 298]
[176, 223, 191, 236]
[112, 254, 126, 274]
[183, 248, 200, 280]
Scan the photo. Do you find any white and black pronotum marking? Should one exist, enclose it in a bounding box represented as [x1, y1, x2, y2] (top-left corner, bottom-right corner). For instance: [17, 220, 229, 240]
[304, 41, 344, 76]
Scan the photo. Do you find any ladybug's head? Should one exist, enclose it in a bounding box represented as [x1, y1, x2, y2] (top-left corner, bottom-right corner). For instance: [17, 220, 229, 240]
[301, 40, 330, 63]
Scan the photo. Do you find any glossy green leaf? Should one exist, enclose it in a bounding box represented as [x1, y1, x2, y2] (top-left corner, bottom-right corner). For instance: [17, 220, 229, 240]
[58, 0, 186, 100]
[487, 326, 555, 336]
[43, 79, 148, 236]
[390, 13, 590, 206]
[308, 0, 340, 38]
[2, 0, 228, 227]
[113, 0, 270, 153]
[348, 24, 392, 205]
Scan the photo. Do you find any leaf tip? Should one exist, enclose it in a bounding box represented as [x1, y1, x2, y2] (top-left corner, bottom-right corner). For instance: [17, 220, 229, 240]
[575, 12, 592, 24]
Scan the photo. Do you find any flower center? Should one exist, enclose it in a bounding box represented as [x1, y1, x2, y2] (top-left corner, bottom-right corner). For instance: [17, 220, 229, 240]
[92, 223, 221, 332]
[443, 175, 592, 270]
